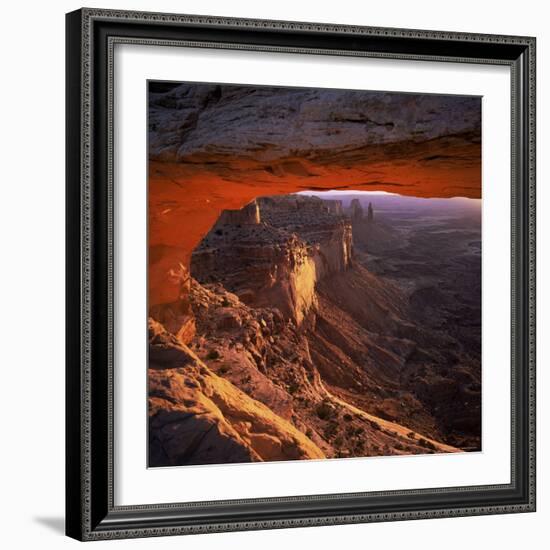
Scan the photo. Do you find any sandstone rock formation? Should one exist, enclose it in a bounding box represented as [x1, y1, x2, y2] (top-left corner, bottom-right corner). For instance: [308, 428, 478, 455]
[178, 277, 459, 463]
[191, 195, 353, 325]
[259, 195, 353, 275]
[147, 82, 481, 464]
[145, 194, 481, 468]
[217, 199, 261, 226]
[367, 202, 374, 223]
[149, 318, 325, 466]
[348, 198, 371, 248]
[325, 200, 344, 216]
[350, 198, 364, 223]
[148, 82, 481, 312]
[149, 83, 481, 165]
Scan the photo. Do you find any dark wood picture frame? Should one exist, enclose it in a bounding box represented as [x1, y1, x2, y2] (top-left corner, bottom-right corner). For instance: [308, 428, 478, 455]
[66, 8, 536, 541]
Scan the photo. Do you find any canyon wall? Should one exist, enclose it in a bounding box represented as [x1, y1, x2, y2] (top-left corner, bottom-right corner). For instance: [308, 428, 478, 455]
[147, 83, 482, 465]
[348, 199, 376, 249]
[217, 200, 261, 226]
[191, 196, 353, 326]
[259, 195, 353, 276]
[149, 194, 480, 466]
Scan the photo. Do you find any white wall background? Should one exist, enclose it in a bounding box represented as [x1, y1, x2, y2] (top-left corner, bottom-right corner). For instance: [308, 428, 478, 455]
[0, 1, 546, 548]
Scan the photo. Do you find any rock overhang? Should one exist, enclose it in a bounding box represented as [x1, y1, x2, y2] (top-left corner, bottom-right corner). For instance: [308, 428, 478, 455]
[148, 83, 481, 309]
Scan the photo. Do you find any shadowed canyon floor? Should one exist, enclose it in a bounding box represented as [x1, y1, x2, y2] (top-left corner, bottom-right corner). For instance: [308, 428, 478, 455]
[149, 194, 481, 466]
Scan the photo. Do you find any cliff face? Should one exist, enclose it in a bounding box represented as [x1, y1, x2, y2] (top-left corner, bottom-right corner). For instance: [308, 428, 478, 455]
[148, 83, 481, 311]
[217, 200, 261, 226]
[350, 198, 364, 223]
[191, 195, 353, 326]
[149, 318, 325, 466]
[260, 195, 353, 276]
[147, 83, 482, 467]
[149, 84, 480, 165]
[348, 198, 374, 248]
[149, 194, 482, 467]
[150, 278, 458, 466]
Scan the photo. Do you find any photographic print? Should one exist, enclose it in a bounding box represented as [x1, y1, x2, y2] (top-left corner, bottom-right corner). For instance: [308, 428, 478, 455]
[147, 82, 482, 468]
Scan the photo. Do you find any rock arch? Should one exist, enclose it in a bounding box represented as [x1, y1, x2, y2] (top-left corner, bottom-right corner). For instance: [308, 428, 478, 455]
[147, 84, 481, 338]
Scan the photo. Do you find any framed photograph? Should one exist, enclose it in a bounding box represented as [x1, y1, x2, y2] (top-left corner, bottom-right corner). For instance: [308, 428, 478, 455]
[65, 8, 536, 541]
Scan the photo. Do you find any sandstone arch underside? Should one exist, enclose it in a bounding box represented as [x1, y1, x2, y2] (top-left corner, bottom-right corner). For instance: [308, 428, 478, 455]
[148, 83, 481, 313]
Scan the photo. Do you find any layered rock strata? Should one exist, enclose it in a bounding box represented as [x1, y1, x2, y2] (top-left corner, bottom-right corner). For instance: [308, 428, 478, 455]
[148, 82, 481, 313]
[149, 318, 325, 466]
[182, 279, 458, 462]
[149, 194, 479, 466]
[191, 195, 353, 325]
[149, 83, 481, 165]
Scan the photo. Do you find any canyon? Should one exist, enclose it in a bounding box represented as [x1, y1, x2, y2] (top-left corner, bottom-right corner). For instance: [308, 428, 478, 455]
[147, 83, 481, 314]
[149, 194, 481, 466]
[147, 82, 481, 467]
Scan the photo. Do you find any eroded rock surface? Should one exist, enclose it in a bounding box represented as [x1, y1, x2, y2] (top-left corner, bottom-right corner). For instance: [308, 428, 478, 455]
[191, 195, 352, 325]
[147, 82, 482, 464]
[149, 83, 480, 164]
[149, 318, 325, 466]
[144, 195, 483, 467]
[148, 83, 481, 310]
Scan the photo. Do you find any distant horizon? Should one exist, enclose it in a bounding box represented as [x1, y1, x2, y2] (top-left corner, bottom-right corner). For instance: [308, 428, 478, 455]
[295, 189, 482, 205]
[297, 190, 399, 196]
